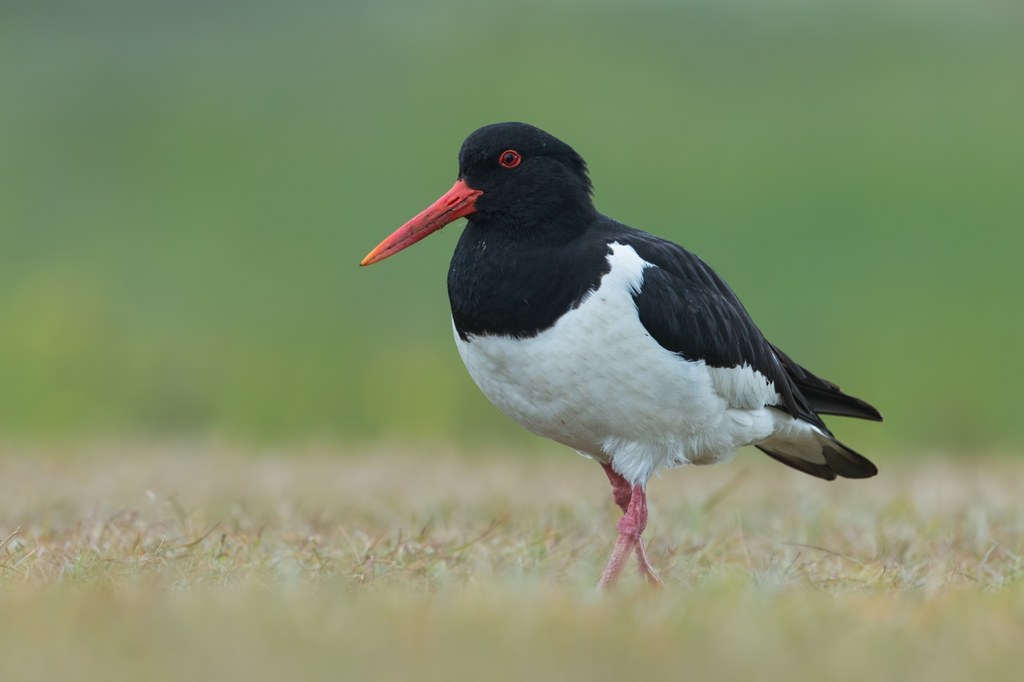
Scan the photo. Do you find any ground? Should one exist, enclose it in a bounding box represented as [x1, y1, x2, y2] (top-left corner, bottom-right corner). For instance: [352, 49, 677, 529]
[1, 444, 1022, 681]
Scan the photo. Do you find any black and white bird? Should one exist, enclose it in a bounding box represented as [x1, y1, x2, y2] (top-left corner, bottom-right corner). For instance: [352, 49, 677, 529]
[361, 122, 881, 587]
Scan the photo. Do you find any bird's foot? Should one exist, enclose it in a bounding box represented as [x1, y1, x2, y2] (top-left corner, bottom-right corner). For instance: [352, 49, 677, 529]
[598, 481, 658, 588]
[634, 538, 663, 586]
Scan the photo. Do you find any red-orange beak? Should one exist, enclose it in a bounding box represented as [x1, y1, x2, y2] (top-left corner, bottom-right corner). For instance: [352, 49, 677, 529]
[360, 179, 483, 266]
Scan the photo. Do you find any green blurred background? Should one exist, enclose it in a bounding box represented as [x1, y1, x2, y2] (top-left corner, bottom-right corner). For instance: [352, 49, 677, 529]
[1, 0, 1021, 454]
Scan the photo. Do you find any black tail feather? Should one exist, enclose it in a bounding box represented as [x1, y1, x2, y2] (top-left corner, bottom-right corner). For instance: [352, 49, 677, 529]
[821, 440, 878, 478]
[757, 435, 878, 481]
[770, 343, 882, 422]
[800, 384, 882, 422]
[756, 444, 837, 481]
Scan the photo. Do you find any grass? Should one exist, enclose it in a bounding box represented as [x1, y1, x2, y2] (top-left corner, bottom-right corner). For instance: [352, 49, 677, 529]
[2, 444, 1022, 681]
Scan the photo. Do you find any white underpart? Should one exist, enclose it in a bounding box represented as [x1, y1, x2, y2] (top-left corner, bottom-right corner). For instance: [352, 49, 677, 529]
[455, 242, 813, 486]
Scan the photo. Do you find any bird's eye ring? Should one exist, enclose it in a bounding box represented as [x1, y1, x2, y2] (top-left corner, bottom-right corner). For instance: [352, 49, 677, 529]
[498, 150, 522, 169]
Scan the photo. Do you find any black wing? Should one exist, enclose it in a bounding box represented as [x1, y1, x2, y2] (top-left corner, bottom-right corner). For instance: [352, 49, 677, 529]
[618, 227, 881, 430]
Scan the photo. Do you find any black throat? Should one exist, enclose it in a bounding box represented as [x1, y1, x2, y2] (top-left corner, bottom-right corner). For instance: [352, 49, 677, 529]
[447, 209, 612, 340]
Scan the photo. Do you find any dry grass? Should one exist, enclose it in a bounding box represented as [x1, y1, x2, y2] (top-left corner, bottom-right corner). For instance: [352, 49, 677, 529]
[1, 443, 1023, 681]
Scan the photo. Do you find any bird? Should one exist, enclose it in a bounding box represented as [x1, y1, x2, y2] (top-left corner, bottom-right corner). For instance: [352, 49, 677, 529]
[361, 122, 881, 587]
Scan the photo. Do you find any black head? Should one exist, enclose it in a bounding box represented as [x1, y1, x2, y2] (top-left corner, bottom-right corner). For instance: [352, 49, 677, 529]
[361, 122, 595, 266]
[457, 122, 595, 228]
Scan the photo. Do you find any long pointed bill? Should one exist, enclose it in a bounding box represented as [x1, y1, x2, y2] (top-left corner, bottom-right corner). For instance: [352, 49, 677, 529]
[360, 179, 483, 266]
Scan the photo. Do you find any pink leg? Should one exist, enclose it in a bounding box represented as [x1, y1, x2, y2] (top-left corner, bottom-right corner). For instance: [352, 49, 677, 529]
[602, 462, 634, 512]
[599, 464, 662, 587]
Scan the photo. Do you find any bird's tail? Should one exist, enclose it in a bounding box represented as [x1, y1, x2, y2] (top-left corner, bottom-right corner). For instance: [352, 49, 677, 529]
[771, 343, 882, 422]
[757, 425, 878, 481]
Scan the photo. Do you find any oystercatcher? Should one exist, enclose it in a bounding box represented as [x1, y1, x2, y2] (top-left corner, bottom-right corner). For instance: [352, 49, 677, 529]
[361, 122, 881, 587]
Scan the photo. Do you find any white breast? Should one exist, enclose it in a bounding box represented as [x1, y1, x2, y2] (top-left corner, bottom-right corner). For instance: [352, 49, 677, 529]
[454, 242, 784, 485]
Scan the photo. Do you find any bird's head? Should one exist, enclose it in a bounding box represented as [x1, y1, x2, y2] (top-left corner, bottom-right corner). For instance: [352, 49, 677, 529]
[361, 122, 594, 266]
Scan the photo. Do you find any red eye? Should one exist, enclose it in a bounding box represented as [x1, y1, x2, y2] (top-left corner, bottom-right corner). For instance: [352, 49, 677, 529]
[498, 149, 522, 169]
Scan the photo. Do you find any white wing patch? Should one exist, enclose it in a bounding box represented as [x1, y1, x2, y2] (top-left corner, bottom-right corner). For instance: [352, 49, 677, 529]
[708, 364, 781, 410]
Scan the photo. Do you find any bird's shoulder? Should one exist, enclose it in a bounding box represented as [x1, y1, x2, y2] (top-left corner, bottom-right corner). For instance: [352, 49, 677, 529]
[610, 224, 768, 365]
[597, 219, 818, 423]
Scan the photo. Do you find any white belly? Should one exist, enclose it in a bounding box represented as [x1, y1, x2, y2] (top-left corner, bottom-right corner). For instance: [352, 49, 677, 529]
[453, 242, 784, 485]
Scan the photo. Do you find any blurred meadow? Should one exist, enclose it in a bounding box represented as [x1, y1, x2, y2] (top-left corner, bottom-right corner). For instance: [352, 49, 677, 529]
[2, 0, 1022, 451]
[2, 448, 1024, 680]
[2, 0, 1024, 679]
